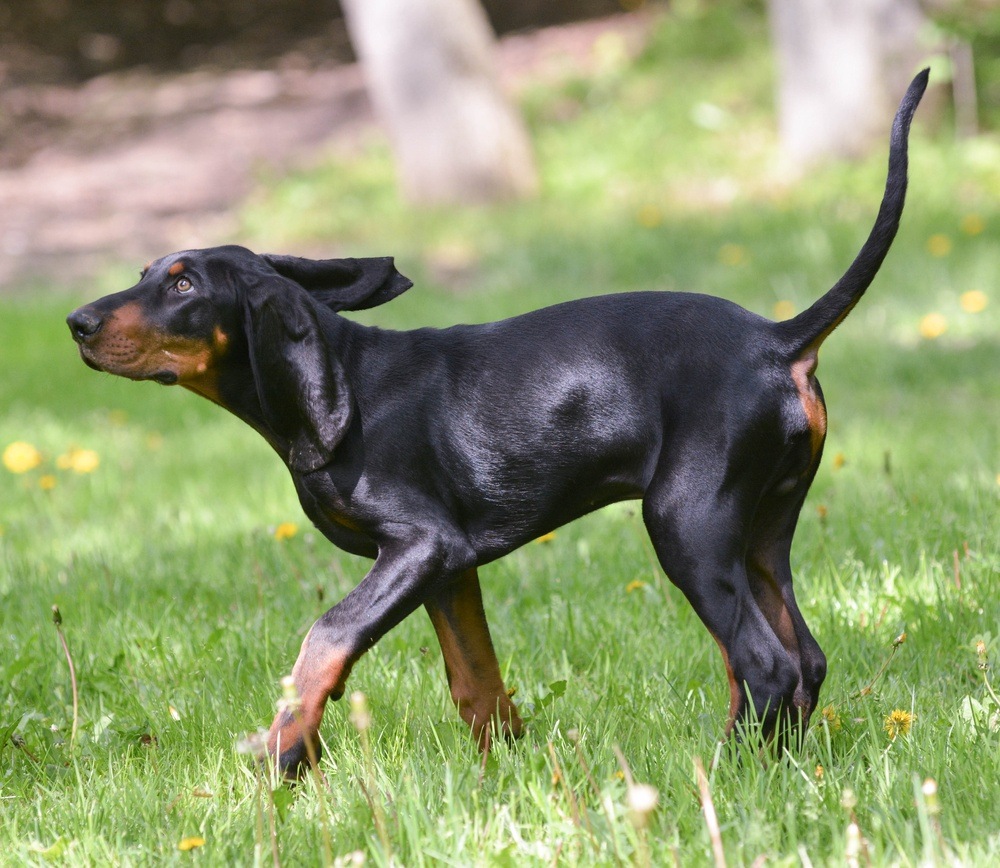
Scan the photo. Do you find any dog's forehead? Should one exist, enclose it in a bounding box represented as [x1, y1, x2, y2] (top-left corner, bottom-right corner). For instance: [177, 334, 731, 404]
[141, 246, 256, 281]
[143, 250, 198, 279]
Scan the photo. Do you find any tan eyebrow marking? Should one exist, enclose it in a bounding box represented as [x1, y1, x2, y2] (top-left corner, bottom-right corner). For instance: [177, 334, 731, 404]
[168, 261, 186, 276]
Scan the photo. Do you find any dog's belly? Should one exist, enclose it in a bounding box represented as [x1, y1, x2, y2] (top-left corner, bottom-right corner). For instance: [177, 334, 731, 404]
[447, 373, 656, 561]
[460, 465, 646, 564]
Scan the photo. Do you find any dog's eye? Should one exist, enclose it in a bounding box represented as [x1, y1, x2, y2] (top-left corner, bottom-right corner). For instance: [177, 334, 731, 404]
[175, 277, 194, 294]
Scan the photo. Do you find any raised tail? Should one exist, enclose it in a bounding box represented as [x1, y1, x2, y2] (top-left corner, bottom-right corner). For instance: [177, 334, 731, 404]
[775, 68, 929, 356]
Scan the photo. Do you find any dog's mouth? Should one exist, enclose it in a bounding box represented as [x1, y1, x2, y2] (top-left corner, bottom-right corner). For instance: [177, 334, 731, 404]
[78, 347, 104, 372]
[76, 344, 177, 385]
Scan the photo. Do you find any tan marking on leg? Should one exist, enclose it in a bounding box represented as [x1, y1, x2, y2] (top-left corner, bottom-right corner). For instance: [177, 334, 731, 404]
[746, 554, 817, 725]
[710, 633, 741, 733]
[267, 629, 355, 769]
[748, 561, 800, 654]
[426, 569, 522, 750]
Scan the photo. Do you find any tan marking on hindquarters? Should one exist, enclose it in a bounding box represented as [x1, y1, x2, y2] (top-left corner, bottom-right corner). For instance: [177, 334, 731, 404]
[267, 632, 355, 760]
[790, 348, 827, 458]
[426, 570, 523, 750]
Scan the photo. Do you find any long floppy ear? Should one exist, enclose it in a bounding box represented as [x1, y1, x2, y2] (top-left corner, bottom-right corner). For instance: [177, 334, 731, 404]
[262, 253, 413, 312]
[242, 280, 353, 473]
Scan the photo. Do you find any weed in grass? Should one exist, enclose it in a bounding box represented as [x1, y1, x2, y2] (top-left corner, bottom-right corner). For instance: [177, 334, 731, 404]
[235, 729, 280, 867]
[280, 676, 334, 867]
[50, 604, 79, 750]
[694, 756, 727, 868]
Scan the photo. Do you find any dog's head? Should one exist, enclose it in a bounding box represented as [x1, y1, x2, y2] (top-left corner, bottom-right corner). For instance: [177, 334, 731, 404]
[68, 245, 412, 471]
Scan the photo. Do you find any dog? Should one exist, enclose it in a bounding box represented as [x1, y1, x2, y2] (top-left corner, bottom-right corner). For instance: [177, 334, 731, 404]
[68, 71, 928, 774]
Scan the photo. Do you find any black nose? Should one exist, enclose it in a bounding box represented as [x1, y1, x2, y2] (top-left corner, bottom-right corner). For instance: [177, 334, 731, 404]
[67, 308, 103, 342]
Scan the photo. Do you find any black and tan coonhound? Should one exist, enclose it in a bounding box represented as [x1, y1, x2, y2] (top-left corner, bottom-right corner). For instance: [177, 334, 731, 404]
[68, 71, 927, 774]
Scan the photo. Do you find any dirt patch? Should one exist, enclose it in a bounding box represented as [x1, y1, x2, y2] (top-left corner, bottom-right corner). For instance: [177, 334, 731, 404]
[0, 11, 655, 291]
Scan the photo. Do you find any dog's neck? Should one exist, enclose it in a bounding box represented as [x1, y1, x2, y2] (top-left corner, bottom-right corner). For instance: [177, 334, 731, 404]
[184, 355, 292, 461]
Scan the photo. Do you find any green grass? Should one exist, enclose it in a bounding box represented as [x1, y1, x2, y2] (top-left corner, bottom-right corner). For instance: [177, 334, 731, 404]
[2, 4, 999, 864]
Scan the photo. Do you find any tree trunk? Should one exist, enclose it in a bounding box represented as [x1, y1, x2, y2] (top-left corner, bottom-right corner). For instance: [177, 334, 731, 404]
[341, 0, 538, 204]
[767, 0, 930, 164]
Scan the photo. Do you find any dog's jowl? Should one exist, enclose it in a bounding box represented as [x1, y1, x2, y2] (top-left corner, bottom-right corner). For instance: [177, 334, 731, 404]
[68, 71, 929, 775]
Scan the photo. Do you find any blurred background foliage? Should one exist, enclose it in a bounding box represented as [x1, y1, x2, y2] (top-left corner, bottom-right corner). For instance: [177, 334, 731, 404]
[0, 0, 623, 79]
[0, 0, 996, 132]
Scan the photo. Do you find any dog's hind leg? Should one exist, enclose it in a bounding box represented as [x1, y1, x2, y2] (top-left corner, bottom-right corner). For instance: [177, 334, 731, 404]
[744, 483, 828, 747]
[425, 568, 523, 750]
[642, 466, 803, 742]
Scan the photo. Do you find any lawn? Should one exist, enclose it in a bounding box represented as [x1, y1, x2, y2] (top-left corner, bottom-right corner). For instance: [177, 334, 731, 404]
[2, 4, 999, 865]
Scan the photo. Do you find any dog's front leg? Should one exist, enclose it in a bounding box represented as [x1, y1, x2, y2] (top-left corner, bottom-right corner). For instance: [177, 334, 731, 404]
[267, 531, 474, 776]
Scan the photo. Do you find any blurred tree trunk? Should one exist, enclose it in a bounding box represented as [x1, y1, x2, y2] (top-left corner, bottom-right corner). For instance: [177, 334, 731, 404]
[341, 0, 538, 204]
[767, 0, 930, 164]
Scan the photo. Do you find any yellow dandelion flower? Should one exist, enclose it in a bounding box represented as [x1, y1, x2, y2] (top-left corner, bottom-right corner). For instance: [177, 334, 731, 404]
[833, 452, 846, 470]
[177, 836, 205, 852]
[884, 708, 914, 740]
[69, 449, 99, 474]
[919, 312, 947, 340]
[625, 579, 646, 594]
[274, 522, 298, 541]
[535, 531, 557, 544]
[926, 234, 952, 257]
[39, 475, 57, 491]
[815, 764, 824, 780]
[960, 290, 988, 313]
[718, 243, 748, 267]
[3, 440, 42, 473]
[56, 448, 100, 473]
[636, 204, 664, 228]
[976, 640, 987, 658]
[773, 300, 795, 320]
[3, 441, 43, 474]
[820, 704, 842, 731]
[816, 504, 828, 521]
[960, 214, 984, 236]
